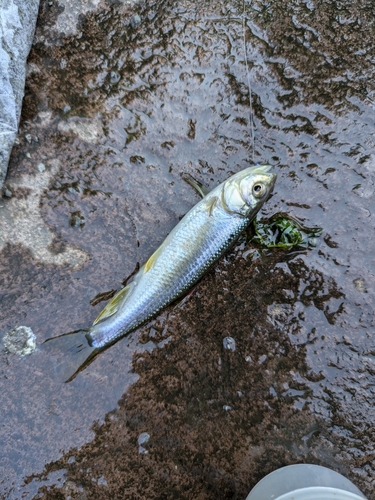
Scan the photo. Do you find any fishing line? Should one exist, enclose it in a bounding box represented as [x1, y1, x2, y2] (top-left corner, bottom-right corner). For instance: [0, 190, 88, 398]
[242, 0, 256, 164]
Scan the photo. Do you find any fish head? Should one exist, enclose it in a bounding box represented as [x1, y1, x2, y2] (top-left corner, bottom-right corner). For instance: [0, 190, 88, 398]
[221, 165, 277, 217]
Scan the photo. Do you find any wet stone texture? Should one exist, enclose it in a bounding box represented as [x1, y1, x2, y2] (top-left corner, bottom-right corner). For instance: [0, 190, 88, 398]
[1, 0, 375, 498]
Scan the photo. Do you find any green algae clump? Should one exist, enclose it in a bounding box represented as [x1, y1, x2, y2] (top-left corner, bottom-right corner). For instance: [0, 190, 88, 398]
[253, 213, 322, 249]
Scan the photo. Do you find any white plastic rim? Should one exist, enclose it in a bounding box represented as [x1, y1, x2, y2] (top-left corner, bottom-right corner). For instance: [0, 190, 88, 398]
[275, 486, 366, 500]
[246, 464, 367, 500]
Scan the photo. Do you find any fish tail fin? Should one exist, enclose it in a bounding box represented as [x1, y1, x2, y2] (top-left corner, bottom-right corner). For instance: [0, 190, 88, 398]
[43, 329, 101, 383]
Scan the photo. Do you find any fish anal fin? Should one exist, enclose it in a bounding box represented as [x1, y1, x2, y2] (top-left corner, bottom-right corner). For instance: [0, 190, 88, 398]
[122, 261, 140, 287]
[90, 289, 117, 306]
[93, 283, 132, 325]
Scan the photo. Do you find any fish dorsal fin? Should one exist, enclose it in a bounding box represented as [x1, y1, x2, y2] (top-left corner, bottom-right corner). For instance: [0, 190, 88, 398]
[93, 283, 132, 325]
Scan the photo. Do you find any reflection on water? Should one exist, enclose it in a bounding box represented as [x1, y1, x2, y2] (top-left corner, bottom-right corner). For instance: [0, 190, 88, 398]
[0, 0, 375, 498]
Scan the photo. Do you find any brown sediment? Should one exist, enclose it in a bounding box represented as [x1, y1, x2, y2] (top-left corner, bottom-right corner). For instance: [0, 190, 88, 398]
[32, 250, 369, 499]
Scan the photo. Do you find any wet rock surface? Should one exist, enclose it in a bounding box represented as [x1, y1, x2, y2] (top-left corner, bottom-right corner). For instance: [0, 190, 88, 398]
[1, 0, 375, 498]
[0, 0, 40, 188]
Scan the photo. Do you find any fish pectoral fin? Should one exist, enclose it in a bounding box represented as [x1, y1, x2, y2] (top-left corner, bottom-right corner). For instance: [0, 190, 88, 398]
[182, 173, 209, 198]
[93, 283, 133, 325]
[205, 196, 218, 216]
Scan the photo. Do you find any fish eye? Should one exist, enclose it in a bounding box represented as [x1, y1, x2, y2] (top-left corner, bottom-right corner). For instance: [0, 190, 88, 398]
[252, 183, 265, 197]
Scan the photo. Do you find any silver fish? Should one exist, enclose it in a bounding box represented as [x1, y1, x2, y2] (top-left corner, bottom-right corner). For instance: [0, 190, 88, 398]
[46, 165, 276, 381]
